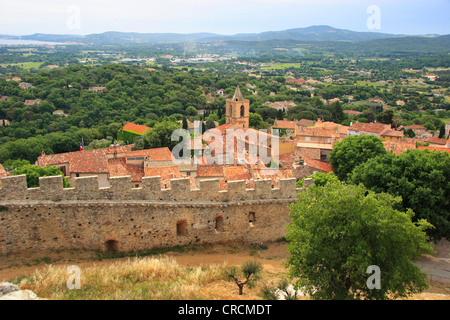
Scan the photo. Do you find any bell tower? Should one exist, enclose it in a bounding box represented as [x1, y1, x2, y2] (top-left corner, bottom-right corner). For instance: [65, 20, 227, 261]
[226, 86, 250, 128]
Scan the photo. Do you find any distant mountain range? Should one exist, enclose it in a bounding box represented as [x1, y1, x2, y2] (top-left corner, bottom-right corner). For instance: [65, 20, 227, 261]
[1, 25, 445, 45]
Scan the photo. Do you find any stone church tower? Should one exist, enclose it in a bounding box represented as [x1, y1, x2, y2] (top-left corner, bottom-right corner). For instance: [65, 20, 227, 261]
[226, 86, 250, 128]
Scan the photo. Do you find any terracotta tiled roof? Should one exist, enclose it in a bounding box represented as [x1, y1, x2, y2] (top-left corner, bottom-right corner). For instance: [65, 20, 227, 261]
[197, 164, 224, 177]
[36, 146, 132, 174]
[296, 127, 336, 138]
[144, 166, 196, 189]
[426, 137, 447, 145]
[417, 146, 450, 153]
[273, 120, 297, 129]
[125, 147, 174, 161]
[302, 157, 332, 172]
[350, 122, 390, 134]
[313, 119, 341, 130]
[144, 166, 181, 178]
[252, 168, 294, 182]
[108, 158, 144, 182]
[381, 129, 404, 137]
[404, 125, 426, 130]
[383, 141, 416, 155]
[215, 121, 246, 133]
[223, 166, 252, 181]
[122, 123, 151, 135]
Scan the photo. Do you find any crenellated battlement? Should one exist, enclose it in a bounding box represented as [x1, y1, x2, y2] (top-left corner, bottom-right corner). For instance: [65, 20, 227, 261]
[0, 175, 302, 203]
[0, 175, 313, 255]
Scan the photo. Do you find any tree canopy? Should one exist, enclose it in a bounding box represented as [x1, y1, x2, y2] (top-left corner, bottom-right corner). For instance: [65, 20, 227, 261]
[350, 149, 450, 241]
[286, 180, 434, 300]
[329, 135, 387, 181]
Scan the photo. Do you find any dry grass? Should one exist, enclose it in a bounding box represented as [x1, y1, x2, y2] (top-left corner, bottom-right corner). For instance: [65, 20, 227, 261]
[13, 256, 226, 300]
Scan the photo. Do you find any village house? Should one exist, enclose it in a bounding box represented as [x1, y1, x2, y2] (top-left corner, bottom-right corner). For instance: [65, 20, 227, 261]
[0, 96, 9, 101]
[348, 122, 391, 137]
[19, 82, 33, 90]
[6, 77, 21, 82]
[400, 124, 431, 139]
[296, 127, 336, 145]
[53, 110, 68, 117]
[24, 99, 40, 106]
[121, 122, 152, 143]
[88, 86, 107, 93]
[426, 137, 448, 146]
[264, 100, 296, 111]
[215, 89, 225, 96]
[35, 146, 179, 189]
[380, 128, 404, 142]
[272, 119, 297, 139]
[383, 141, 417, 155]
[278, 151, 332, 181]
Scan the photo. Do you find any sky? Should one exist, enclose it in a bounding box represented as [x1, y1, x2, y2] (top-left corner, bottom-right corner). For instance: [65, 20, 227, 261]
[0, 0, 449, 36]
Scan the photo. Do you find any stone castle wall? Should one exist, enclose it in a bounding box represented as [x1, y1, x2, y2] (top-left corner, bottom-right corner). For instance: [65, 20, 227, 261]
[0, 175, 310, 255]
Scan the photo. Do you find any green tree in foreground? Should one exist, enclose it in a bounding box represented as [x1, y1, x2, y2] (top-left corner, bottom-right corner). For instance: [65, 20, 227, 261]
[286, 181, 434, 300]
[329, 135, 387, 181]
[351, 149, 450, 241]
[224, 260, 263, 295]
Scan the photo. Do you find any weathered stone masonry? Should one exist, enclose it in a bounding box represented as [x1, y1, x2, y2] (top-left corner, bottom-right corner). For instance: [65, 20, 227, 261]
[0, 174, 311, 255]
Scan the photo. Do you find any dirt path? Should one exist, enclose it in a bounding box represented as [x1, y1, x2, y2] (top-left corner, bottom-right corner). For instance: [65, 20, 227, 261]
[0, 241, 448, 300]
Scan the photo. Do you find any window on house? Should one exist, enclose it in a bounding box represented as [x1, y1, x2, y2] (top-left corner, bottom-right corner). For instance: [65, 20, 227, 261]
[240, 105, 245, 117]
[305, 137, 311, 142]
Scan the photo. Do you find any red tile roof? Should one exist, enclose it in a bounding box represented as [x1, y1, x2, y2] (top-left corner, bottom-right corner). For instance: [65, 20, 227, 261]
[302, 157, 332, 172]
[36, 146, 132, 174]
[426, 137, 447, 145]
[252, 168, 294, 182]
[125, 147, 174, 161]
[108, 158, 144, 182]
[122, 123, 151, 135]
[296, 127, 336, 138]
[381, 129, 404, 137]
[383, 141, 416, 155]
[144, 166, 196, 189]
[223, 166, 252, 181]
[273, 120, 297, 129]
[404, 125, 426, 130]
[350, 122, 390, 134]
[197, 164, 224, 177]
[418, 146, 450, 153]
